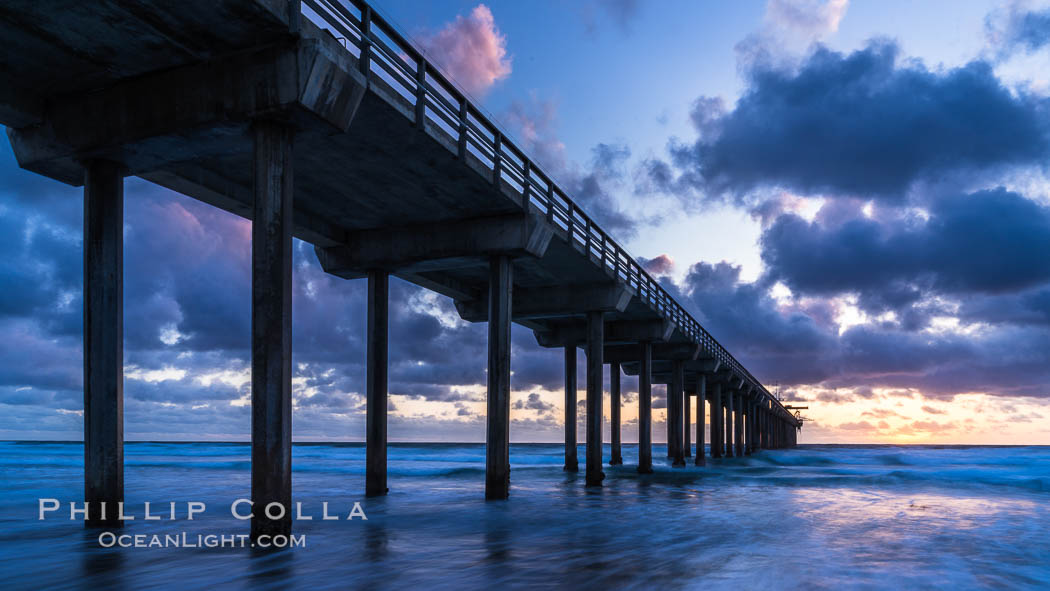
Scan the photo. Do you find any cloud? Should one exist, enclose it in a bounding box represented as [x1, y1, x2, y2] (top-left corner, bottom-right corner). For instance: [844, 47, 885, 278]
[640, 254, 674, 275]
[760, 189, 1050, 311]
[987, 5, 1050, 55]
[642, 41, 1050, 203]
[513, 392, 555, 412]
[501, 99, 641, 238]
[766, 0, 849, 39]
[418, 4, 511, 97]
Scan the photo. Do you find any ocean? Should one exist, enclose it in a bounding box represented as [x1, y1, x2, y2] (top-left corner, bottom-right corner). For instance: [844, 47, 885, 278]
[1, 441, 1048, 590]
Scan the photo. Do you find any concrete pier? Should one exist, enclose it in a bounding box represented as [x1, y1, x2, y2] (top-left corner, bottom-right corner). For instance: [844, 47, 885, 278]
[0, 0, 805, 525]
[250, 120, 294, 540]
[694, 374, 706, 466]
[83, 159, 124, 527]
[485, 255, 513, 500]
[365, 270, 388, 497]
[638, 342, 653, 474]
[564, 346, 578, 472]
[609, 362, 623, 465]
[671, 361, 685, 467]
[585, 311, 605, 486]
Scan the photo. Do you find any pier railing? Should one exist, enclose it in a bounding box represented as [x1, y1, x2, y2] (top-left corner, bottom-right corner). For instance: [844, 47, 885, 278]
[301, 0, 792, 418]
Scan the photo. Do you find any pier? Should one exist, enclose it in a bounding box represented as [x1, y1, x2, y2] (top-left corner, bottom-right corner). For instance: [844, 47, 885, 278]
[0, 0, 801, 538]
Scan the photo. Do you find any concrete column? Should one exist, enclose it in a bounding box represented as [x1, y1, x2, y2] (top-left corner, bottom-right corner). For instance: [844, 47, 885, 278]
[695, 374, 706, 466]
[83, 159, 124, 527]
[683, 388, 692, 458]
[637, 341, 653, 474]
[666, 385, 674, 459]
[710, 381, 722, 458]
[744, 398, 752, 456]
[585, 311, 604, 486]
[746, 401, 755, 454]
[725, 389, 735, 458]
[563, 346, 578, 472]
[485, 255, 513, 499]
[251, 120, 294, 540]
[735, 392, 744, 457]
[671, 360, 685, 467]
[609, 362, 623, 465]
[365, 270, 388, 497]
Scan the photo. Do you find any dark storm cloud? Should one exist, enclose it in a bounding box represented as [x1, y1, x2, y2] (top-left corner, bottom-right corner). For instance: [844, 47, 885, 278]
[643, 41, 1050, 202]
[678, 258, 1050, 399]
[683, 261, 835, 385]
[759, 189, 1050, 324]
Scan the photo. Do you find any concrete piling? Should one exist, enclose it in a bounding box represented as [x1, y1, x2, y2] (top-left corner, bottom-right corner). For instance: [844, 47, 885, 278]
[609, 362, 623, 465]
[735, 392, 744, 457]
[564, 346, 578, 472]
[585, 311, 604, 486]
[250, 120, 294, 540]
[83, 159, 124, 528]
[725, 388, 735, 458]
[683, 388, 692, 458]
[485, 255, 513, 500]
[695, 374, 706, 466]
[365, 270, 389, 497]
[710, 381, 723, 459]
[638, 341, 653, 474]
[671, 360, 685, 467]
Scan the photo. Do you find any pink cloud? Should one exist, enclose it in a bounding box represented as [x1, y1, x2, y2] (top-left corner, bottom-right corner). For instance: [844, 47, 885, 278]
[641, 254, 675, 275]
[419, 4, 512, 96]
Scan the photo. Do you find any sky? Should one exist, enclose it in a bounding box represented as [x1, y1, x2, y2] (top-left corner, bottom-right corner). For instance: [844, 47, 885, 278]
[3, 0, 1050, 444]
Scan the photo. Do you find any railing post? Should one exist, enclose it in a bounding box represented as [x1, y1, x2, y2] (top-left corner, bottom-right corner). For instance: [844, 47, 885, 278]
[492, 132, 502, 186]
[414, 58, 426, 129]
[359, 5, 372, 75]
[457, 101, 468, 159]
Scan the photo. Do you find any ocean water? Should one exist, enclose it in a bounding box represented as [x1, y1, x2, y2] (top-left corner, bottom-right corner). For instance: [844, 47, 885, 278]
[1, 442, 1048, 590]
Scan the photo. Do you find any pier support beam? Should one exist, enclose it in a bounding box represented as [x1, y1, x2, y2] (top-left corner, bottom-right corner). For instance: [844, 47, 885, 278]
[609, 362, 623, 465]
[365, 270, 388, 497]
[745, 400, 753, 455]
[486, 255, 513, 499]
[585, 311, 605, 486]
[683, 388, 692, 458]
[735, 392, 744, 457]
[725, 389, 735, 458]
[564, 346, 578, 472]
[250, 120, 294, 540]
[694, 374, 706, 466]
[671, 360, 685, 467]
[710, 381, 722, 458]
[83, 159, 124, 527]
[637, 341, 653, 474]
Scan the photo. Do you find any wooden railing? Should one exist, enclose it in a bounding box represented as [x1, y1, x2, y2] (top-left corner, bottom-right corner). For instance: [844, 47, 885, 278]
[301, 0, 793, 419]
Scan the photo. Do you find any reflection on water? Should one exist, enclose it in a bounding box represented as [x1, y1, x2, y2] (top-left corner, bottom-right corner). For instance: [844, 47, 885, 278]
[1, 442, 1048, 589]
